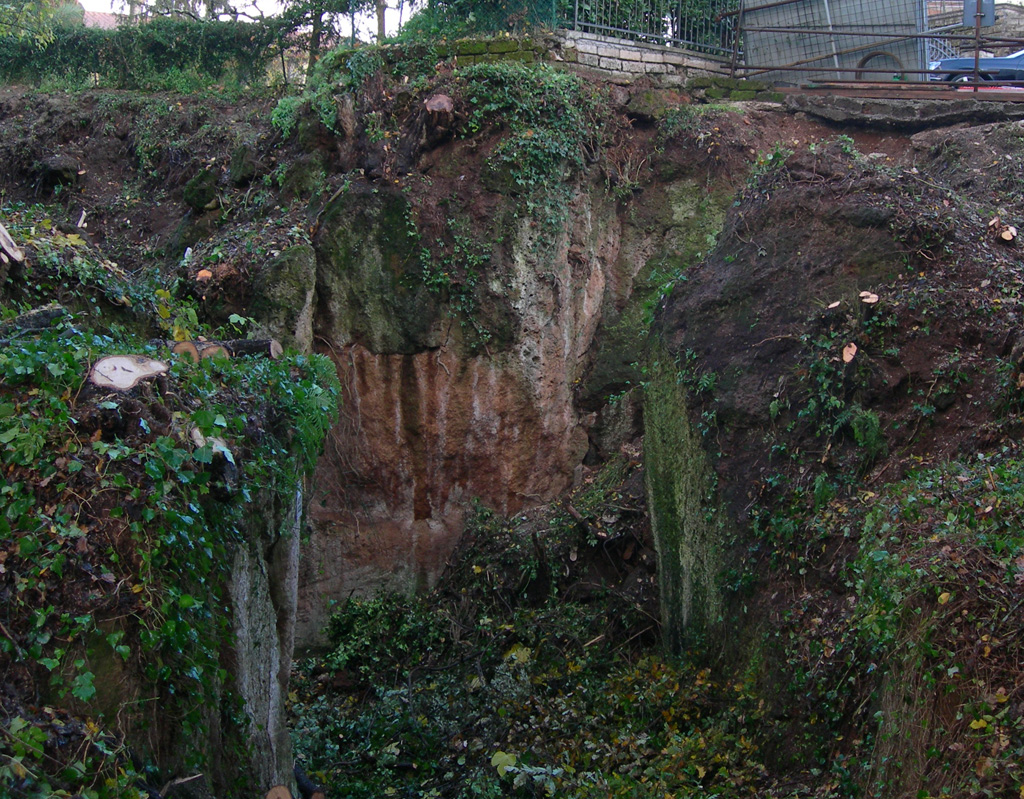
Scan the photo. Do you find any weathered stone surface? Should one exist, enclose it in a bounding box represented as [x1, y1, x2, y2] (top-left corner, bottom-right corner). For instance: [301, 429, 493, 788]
[229, 144, 258, 186]
[488, 39, 519, 53]
[250, 244, 317, 353]
[313, 187, 442, 354]
[228, 489, 302, 794]
[785, 94, 1024, 129]
[644, 347, 728, 653]
[457, 39, 488, 55]
[280, 155, 325, 200]
[296, 187, 627, 645]
[295, 151, 736, 645]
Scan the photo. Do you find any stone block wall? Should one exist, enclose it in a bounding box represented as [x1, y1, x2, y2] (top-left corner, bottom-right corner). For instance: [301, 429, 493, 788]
[451, 37, 542, 65]
[372, 32, 732, 86]
[550, 30, 731, 86]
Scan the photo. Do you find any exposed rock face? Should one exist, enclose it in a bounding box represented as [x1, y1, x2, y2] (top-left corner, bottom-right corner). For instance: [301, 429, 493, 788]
[272, 137, 738, 645]
[295, 188, 616, 643]
[169, 490, 304, 798]
[228, 489, 303, 793]
[646, 143, 913, 649]
[643, 348, 729, 654]
[250, 244, 317, 353]
[644, 138, 1007, 650]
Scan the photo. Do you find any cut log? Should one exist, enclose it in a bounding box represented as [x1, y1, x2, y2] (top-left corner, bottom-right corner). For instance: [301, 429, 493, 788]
[90, 355, 168, 390]
[198, 342, 230, 360]
[0, 221, 25, 262]
[224, 338, 283, 359]
[152, 338, 282, 360]
[171, 341, 201, 363]
[988, 215, 1017, 244]
[425, 93, 454, 114]
[265, 786, 293, 799]
[0, 304, 69, 337]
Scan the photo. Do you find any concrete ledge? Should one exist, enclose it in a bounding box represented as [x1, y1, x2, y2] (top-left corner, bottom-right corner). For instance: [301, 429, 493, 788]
[785, 93, 1024, 128]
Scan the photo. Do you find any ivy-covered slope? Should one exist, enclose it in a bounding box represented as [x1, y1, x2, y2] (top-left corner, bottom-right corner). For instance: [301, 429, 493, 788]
[0, 202, 338, 798]
[646, 132, 1024, 796]
[5, 47, 1024, 799]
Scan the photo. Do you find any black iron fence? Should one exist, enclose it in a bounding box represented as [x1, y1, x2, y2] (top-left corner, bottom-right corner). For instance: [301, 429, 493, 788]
[563, 0, 739, 56]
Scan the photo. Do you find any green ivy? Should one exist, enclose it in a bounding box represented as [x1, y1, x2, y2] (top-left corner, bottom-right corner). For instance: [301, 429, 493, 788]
[0, 204, 339, 795]
[459, 61, 603, 210]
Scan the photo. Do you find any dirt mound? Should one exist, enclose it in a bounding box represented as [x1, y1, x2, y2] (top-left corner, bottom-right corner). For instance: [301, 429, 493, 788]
[653, 123, 1024, 792]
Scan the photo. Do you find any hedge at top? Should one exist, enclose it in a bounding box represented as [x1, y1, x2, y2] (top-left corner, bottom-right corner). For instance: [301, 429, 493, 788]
[0, 18, 280, 89]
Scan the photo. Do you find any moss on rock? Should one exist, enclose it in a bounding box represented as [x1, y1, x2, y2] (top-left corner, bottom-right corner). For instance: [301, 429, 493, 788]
[250, 244, 317, 352]
[643, 343, 729, 653]
[184, 168, 218, 211]
[315, 187, 441, 354]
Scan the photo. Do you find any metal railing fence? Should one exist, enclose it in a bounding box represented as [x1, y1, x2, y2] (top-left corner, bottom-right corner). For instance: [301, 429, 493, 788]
[564, 0, 739, 55]
[733, 0, 1024, 85]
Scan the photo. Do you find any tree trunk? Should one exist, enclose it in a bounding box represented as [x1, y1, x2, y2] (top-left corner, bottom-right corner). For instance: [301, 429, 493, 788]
[306, 6, 323, 76]
[377, 0, 386, 41]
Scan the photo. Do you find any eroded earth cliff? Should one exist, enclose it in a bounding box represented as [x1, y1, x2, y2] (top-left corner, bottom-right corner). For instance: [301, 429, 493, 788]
[4, 59, 1024, 796]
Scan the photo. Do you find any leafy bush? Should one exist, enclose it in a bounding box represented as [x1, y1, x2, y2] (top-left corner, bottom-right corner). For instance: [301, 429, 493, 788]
[271, 93, 305, 138]
[0, 18, 278, 90]
[459, 61, 602, 190]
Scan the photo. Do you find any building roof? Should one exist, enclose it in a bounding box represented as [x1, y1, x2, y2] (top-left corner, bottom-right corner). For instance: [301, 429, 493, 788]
[83, 11, 121, 29]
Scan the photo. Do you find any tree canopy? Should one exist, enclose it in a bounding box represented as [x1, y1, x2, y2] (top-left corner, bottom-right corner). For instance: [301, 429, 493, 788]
[0, 0, 58, 40]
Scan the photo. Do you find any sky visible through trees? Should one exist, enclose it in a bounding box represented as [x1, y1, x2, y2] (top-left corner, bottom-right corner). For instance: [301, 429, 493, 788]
[76, 0, 409, 39]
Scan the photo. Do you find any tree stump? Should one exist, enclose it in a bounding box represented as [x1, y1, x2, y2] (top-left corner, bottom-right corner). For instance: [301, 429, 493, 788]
[89, 355, 168, 390]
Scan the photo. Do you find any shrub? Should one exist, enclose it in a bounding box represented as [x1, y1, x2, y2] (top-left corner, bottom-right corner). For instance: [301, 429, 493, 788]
[0, 18, 279, 90]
